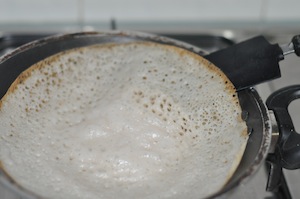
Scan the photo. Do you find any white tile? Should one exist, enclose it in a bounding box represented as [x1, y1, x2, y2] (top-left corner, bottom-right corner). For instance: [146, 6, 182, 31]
[0, 0, 79, 23]
[264, 0, 300, 20]
[84, 0, 262, 23]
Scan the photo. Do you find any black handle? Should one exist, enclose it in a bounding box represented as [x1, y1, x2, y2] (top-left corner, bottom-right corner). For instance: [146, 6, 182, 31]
[292, 35, 300, 56]
[204, 36, 284, 91]
[266, 85, 300, 170]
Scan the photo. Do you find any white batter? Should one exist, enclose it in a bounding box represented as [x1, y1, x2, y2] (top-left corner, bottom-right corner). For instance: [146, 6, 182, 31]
[0, 42, 247, 199]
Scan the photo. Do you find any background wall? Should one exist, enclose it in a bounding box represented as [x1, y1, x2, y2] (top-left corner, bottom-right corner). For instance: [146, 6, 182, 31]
[0, 0, 299, 35]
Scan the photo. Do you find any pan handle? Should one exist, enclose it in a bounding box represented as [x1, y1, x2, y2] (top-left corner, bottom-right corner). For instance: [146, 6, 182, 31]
[266, 85, 300, 170]
[292, 35, 300, 56]
[281, 35, 300, 56]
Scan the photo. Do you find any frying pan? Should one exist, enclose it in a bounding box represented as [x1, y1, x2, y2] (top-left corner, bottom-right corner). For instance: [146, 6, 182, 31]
[0, 31, 299, 199]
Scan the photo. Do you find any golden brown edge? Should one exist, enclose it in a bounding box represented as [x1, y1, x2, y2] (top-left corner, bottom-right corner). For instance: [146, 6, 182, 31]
[1, 41, 239, 109]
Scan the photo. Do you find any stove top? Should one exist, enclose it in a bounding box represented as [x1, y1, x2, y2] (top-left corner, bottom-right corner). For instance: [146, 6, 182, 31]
[0, 32, 299, 199]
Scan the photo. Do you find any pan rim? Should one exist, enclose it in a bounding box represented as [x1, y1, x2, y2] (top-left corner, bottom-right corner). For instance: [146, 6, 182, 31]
[0, 31, 271, 199]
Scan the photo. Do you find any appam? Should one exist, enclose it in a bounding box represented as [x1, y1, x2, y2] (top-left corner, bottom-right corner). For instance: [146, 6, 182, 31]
[0, 41, 248, 199]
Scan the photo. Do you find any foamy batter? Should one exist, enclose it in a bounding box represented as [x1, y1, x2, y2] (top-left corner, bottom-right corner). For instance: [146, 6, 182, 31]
[0, 42, 247, 199]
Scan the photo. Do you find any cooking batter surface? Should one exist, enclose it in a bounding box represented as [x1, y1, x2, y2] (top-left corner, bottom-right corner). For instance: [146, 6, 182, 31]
[0, 42, 247, 199]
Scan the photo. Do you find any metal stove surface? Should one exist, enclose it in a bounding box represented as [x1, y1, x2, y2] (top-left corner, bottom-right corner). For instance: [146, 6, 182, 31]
[0, 32, 299, 199]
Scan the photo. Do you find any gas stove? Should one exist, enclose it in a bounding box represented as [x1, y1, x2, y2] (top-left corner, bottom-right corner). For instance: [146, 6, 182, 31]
[0, 31, 299, 199]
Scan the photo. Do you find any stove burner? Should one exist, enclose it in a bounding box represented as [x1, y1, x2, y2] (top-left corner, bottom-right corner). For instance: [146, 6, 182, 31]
[266, 155, 292, 199]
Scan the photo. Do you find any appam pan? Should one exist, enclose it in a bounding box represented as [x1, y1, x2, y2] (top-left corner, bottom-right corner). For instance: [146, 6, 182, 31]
[0, 31, 299, 199]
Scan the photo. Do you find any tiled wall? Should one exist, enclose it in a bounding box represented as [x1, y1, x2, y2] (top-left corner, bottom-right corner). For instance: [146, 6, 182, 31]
[0, 0, 299, 32]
